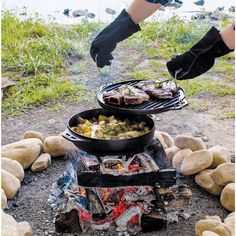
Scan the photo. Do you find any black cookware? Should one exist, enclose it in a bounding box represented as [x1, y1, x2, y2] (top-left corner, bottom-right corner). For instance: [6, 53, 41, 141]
[63, 108, 155, 155]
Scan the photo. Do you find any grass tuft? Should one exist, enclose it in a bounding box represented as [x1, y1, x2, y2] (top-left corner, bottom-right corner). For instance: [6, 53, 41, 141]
[2, 73, 84, 116]
[1, 11, 99, 116]
[178, 78, 235, 97]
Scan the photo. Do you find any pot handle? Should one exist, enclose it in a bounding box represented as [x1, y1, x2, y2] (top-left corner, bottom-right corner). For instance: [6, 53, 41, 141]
[62, 129, 90, 142]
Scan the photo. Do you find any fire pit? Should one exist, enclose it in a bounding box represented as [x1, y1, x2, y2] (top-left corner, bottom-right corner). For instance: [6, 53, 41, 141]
[49, 79, 191, 234]
[49, 139, 192, 235]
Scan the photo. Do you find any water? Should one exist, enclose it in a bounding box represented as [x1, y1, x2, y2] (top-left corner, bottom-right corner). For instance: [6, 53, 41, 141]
[1, 0, 234, 24]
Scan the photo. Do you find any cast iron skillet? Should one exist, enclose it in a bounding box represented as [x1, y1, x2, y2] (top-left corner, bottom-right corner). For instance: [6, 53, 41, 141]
[63, 108, 155, 156]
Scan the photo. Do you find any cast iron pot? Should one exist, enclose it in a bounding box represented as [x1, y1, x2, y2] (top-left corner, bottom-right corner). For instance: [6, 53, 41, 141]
[63, 108, 155, 156]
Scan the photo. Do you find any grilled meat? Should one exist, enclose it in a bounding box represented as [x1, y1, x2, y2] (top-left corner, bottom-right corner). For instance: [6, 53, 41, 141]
[103, 90, 123, 105]
[103, 85, 150, 105]
[120, 85, 150, 105]
[135, 79, 177, 99]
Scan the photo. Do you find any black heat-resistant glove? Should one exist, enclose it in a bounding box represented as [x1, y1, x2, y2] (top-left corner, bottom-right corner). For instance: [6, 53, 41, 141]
[90, 9, 140, 68]
[166, 26, 234, 80]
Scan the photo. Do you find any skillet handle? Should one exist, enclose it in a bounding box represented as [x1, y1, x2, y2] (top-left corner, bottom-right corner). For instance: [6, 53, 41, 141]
[62, 129, 90, 142]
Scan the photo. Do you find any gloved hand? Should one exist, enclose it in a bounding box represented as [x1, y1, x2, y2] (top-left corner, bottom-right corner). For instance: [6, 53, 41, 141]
[90, 9, 140, 68]
[166, 26, 234, 80]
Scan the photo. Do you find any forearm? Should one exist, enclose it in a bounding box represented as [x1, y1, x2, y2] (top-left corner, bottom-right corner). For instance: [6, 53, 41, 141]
[220, 24, 235, 50]
[127, 0, 162, 24]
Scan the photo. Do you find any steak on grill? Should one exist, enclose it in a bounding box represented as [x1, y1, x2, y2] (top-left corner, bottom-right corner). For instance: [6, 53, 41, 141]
[103, 89, 123, 105]
[103, 85, 150, 105]
[135, 80, 177, 99]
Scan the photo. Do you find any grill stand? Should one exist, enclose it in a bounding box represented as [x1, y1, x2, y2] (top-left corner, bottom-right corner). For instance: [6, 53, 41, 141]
[97, 80, 188, 115]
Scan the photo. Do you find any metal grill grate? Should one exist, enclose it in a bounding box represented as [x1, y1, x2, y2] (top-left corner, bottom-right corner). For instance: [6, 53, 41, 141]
[97, 80, 188, 115]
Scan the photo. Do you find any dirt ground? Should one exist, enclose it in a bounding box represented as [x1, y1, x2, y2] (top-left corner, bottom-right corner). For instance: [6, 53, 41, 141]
[1, 51, 235, 236]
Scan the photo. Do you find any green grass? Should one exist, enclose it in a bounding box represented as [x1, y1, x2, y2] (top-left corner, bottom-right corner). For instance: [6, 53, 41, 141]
[125, 70, 157, 80]
[149, 59, 164, 69]
[122, 16, 234, 106]
[187, 100, 210, 111]
[223, 113, 235, 119]
[2, 11, 234, 116]
[2, 73, 84, 116]
[210, 59, 235, 80]
[178, 78, 235, 97]
[1, 11, 100, 75]
[1, 11, 100, 116]
[136, 15, 210, 59]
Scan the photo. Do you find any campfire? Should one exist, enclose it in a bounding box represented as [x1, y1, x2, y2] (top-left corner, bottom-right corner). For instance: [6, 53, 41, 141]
[49, 139, 192, 234]
[1, 80, 234, 236]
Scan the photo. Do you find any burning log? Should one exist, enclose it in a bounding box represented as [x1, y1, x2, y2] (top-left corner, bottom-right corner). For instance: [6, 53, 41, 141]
[156, 184, 192, 209]
[52, 142, 191, 235]
[141, 209, 167, 232]
[87, 190, 106, 220]
[55, 209, 81, 233]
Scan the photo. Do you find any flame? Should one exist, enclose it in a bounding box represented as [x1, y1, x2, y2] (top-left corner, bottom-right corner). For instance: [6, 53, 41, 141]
[128, 164, 140, 171]
[80, 189, 86, 196]
[113, 201, 127, 217]
[102, 188, 110, 202]
[129, 214, 139, 225]
[78, 207, 90, 221]
[117, 163, 123, 172]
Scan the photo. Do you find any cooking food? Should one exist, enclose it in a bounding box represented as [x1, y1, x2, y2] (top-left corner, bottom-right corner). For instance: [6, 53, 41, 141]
[103, 85, 150, 105]
[135, 79, 177, 99]
[72, 115, 150, 140]
[103, 80, 177, 105]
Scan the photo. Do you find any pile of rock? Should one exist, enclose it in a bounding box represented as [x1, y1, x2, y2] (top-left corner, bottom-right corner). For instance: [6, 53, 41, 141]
[1, 130, 235, 236]
[195, 163, 235, 212]
[2, 210, 33, 236]
[155, 132, 235, 213]
[1, 131, 76, 203]
[1, 130, 76, 235]
[195, 213, 235, 236]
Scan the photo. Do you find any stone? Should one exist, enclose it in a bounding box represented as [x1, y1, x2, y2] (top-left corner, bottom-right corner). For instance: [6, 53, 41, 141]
[195, 170, 224, 196]
[180, 150, 213, 176]
[210, 163, 235, 186]
[174, 135, 206, 151]
[167, 211, 179, 223]
[1, 210, 19, 236]
[154, 131, 168, 149]
[1, 169, 21, 199]
[165, 146, 180, 161]
[31, 153, 51, 172]
[43, 136, 76, 157]
[179, 213, 190, 220]
[1, 210, 33, 236]
[17, 221, 33, 236]
[209, 146, 231, 168]
[224, 212, 235, 235]
[1, 158, 24, 181]
[1, 138, 43, 169]
[220, 183, 235, 212]
[202, 136, 209, 142]
[155, 131, 174, 148]
[202, 231, 220, 236]
[195, 219, 233, 236]
[205, 216, 222, 222]
[1, 188, 7, 209]
[172, 149, 192, 171]
[22, 131, 44, 142]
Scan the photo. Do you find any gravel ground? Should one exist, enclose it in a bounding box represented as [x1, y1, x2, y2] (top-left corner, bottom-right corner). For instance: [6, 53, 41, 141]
[2, 100, 234, 236]
[2, 50, 235, 236]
